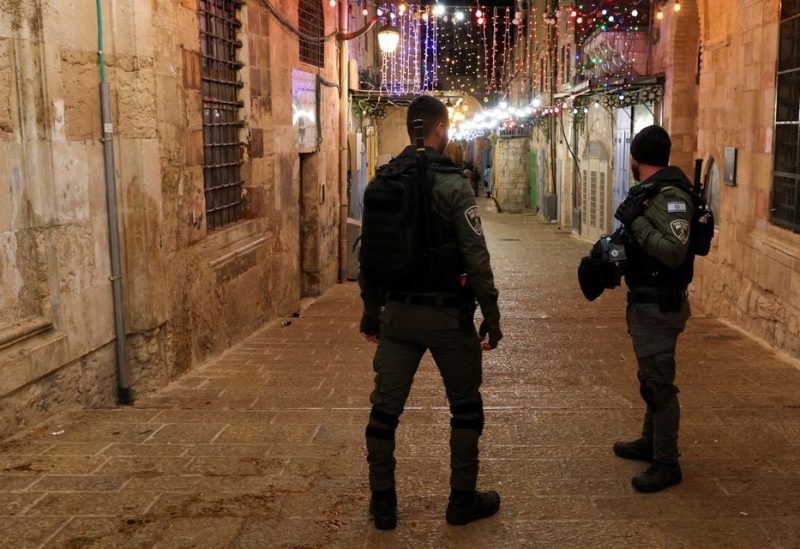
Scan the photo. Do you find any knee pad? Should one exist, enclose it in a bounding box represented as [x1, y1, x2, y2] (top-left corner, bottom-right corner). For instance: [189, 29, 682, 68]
[449, 398, 484, 435]
[366, 407, 400, 441]
[639, 379, 678, 413]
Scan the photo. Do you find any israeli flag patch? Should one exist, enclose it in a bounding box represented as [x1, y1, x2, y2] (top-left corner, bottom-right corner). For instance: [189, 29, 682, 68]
[667, 201, 687, 213]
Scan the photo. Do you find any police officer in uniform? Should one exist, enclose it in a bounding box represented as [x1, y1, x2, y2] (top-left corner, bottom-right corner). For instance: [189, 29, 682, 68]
[613, 125, 695, 492]
[359, 96, 503, 529]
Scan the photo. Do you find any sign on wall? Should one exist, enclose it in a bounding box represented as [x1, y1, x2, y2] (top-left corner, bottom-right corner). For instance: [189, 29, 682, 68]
[724, 147, 737, 186]
[292, 70, 318, 151]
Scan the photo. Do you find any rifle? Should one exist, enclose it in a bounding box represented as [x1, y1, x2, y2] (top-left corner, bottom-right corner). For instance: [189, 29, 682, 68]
[413, 119, 437, 279]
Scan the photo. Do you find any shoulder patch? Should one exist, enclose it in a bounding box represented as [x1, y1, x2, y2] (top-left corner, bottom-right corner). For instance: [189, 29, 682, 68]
[464, 206, 483, 236]
[667, 201, 688, 213]
[670, 219, 690, 244]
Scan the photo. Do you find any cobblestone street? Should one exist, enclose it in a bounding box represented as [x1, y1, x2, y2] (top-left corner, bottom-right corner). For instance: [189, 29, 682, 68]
[2, 202, 800, 548]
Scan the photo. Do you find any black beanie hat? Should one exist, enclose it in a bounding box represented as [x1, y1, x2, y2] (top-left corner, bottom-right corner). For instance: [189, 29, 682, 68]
[630, 125, 671, 167]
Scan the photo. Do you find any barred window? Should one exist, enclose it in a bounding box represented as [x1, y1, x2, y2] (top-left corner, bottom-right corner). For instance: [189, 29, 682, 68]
[299, 0, 325, 67]
[772, 2, 800, 231]
[200, 0, 244, 231]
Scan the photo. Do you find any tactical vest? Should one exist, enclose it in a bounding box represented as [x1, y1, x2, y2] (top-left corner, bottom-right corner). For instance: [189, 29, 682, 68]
[624, 183, 695, 289]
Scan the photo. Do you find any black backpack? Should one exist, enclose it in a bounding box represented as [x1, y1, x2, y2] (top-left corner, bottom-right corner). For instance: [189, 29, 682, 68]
[641, 181, 715, 257]
[359, 155, 462, 291]
[359, 158, 421, 288]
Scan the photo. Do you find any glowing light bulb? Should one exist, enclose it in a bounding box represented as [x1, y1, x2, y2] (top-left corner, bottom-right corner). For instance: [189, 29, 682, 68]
[329, 0, 335, 6]
[674, 1, 682, 12]
[376, 8, 383, 16]
[362, 8, 368, 16]
[577, 16, 583, 24]
[434, 4, 445, 16]
[601, 9, 607, 15]
[608, 15, 614, 22]
[398, 3, 406, 15]
[571, 10, 577, 17]
[631, 9, 639, 17]
[475, 9, 483, 17]
[657, 9, 664, 19]
[455, 11, 465, 21]
[477, 17, 485, 25]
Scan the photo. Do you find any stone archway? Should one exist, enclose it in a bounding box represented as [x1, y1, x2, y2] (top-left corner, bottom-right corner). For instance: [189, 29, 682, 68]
[661, 0, 702, 176]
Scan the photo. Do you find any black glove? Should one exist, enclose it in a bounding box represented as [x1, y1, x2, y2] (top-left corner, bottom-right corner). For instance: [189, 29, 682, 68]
[479, 319, 503, 349]
[360, 310, 380, 337]
[614, 193, 647, 227]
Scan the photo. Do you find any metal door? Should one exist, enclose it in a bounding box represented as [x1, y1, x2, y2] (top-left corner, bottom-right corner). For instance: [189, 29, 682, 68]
[612, 108, 632, 230]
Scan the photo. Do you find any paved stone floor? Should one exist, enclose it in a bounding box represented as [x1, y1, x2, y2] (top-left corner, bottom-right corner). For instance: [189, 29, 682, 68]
[2, 201, 800, 548]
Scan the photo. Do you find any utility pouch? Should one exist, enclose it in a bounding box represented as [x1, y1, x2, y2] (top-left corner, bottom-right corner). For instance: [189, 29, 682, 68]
[658, 284, 684, 313]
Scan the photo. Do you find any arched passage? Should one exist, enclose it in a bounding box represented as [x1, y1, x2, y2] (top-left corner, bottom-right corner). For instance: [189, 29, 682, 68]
[661, 0, 702, 175]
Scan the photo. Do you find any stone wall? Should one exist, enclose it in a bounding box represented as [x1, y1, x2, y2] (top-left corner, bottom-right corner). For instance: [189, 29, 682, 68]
[658, 0, 800, 358]
[494, 137, 530, 213]
[0, 0, 352, 440]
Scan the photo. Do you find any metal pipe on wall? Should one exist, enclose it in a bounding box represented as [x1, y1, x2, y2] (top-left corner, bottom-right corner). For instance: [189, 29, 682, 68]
[96, 0, 133, 404]
[338, 0, 349, 282]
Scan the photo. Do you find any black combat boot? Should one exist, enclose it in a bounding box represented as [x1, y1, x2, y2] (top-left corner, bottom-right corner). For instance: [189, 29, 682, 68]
[369, 488, 397, 530]
[446, 489, 501, 526]
[632, 461, 682, 493]
[613, 438, 654, 462]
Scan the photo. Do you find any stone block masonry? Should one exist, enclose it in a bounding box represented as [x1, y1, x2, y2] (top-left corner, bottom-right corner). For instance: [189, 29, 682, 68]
[0, 0, 351, 439]
[494, 136, 531, 213]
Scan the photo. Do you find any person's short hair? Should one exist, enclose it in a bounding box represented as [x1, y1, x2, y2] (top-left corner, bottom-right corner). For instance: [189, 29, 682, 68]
[406, 96, 449, 141]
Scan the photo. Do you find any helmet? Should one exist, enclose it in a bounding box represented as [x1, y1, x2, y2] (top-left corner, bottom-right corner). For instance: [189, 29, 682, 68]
[578, 233, 626, 301]
[578, 256, 608, 301]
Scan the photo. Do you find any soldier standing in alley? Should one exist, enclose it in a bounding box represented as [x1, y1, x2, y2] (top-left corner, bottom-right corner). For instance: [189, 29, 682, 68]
[358, 96, 503, 529]
[613, 125, 696, 492]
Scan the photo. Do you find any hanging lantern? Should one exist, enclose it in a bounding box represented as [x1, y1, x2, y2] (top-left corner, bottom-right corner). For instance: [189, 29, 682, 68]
[377, 24, 400, 53]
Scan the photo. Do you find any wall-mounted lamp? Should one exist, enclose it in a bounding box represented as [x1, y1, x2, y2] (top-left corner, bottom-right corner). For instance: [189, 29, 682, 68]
[377, 24, 400, 53]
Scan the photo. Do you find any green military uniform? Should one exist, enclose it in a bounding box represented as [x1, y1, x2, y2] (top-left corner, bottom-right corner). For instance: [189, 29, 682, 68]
[359, 146, 500, 494]
[624, 166, 695, 465]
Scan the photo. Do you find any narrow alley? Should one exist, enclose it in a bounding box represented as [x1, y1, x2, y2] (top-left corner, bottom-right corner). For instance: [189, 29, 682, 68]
[1, 203, 799, 548]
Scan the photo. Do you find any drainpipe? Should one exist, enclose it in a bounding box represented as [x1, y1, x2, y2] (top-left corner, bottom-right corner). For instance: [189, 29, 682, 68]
[337, 0, 349, 282]
[96, 0, 133, 404]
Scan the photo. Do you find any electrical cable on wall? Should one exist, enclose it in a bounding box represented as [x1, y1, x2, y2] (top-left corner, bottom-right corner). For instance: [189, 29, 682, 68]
[260, 0, 338, 42]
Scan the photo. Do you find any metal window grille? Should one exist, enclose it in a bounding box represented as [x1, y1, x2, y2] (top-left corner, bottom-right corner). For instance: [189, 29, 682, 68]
[772, 6, 800, 232]
[299, 0, 324, 67]
[200, 0, 244, 231]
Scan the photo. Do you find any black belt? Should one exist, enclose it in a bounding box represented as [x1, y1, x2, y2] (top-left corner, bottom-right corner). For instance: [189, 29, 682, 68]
[386, 292, 461, 309]
[627, 292, 659, 305]
[627, 288, 688, 305]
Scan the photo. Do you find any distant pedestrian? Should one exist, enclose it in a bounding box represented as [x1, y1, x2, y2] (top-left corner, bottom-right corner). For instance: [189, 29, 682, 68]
[612, 125, 696, 492]
[358, 96, 503, 530]
[460, 161, 481, 197]
[482, 164, 493, 198]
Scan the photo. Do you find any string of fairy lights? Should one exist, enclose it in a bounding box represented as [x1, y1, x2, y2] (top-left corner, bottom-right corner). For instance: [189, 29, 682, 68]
[367, 3, 522, 97]
[331, 0, 681, 140]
